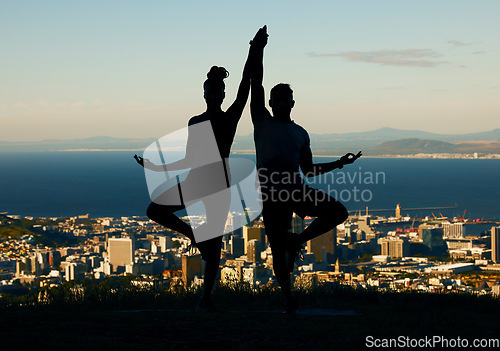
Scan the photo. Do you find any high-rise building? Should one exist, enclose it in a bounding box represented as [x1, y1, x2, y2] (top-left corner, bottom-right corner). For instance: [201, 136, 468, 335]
[422, 227, 445, 256]
[243, 226, 264, 254]
[306, 229, 337, 262]
[158, 235, 170, 253]
[492, 226, 500, 263]
[17, 254, 42, 276]
[442, 222, 465, 239]
[182, 254, 203, 285]
[380, 236, 409, 258]
[418, 223, 437, 240]
[108, 238, 134, 272]
[225, 212, 235, 233]
[35, 251, 49, 274]
[323, 228, 336, 256]
[307, 236, 324, 262]
[16, 256, 33, 277]
[48, 250, 62, 268]
[247, 239, 261, 263]
[222, 235, 231, 252]
[65, 261, 87, 281]
[344, 223, 358, 243]
[225, 212, 243, 236]
[230, 235, 244, 257]
[292, 214, 305, 234]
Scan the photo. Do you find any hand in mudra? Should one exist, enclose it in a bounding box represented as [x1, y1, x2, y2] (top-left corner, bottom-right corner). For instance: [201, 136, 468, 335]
[134, 154, 155, 169]
[340, 151, 362, 167]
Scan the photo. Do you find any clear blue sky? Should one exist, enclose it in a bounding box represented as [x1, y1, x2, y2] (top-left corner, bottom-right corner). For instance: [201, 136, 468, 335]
[1, 0, 499, 141]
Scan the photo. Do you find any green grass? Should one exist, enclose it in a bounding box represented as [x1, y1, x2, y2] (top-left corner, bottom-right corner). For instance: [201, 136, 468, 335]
[0, 217, 83, 246]
[1, 278, 499, 350]
[0, 224, 34, 238]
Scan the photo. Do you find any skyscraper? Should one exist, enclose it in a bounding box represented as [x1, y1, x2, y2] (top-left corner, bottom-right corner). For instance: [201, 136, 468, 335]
[65, 261, 87, 281]
[306, 229, 337, 263]
[307, 235, 324, 262]
[492, 226, 500, 263]
[243, 226, 264, 254]
[418, 223, 438, 240]
[344, 223, 358, 243]
[247, 239, 261, 263]
[422, 227, 445, 256]
[182, 254, 203, 285]
[442, 222, 465, 239]
[380, 236, 409, 258]
[108, 238, 134, 271]
[230, 235, 244, 257]
[292, 213, 305, 234]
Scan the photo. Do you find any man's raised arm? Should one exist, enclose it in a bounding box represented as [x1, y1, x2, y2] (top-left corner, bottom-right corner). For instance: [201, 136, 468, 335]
[249, 25, 269, 124]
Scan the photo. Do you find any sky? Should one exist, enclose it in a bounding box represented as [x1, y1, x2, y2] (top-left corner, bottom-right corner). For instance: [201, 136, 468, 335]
[1, 0, 499, 142]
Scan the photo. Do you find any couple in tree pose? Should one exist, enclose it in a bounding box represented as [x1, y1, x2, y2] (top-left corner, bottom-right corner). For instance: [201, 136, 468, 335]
[135, 26, 361, 313]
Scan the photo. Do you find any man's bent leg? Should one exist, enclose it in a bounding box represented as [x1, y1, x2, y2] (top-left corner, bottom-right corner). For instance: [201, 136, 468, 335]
[295, 188, 348, 245]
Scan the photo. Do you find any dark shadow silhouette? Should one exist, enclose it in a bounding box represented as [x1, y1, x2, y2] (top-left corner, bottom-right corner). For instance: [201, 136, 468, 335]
[249, 25, 362, 313]
[134, 27, 265, 311]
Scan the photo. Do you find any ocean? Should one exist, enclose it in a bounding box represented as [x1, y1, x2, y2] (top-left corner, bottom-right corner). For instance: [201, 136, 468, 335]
[0, 152, 499, 226]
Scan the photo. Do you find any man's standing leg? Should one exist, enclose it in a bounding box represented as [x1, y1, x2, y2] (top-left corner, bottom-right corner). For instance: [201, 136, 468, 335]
[263, 202, 298, 313]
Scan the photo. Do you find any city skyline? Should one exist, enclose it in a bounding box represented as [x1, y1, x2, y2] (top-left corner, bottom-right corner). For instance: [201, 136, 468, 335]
[1, 1, 500, 142]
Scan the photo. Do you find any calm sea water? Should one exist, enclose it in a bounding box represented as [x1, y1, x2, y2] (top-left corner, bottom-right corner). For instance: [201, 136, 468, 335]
[0, 152, 499, 224]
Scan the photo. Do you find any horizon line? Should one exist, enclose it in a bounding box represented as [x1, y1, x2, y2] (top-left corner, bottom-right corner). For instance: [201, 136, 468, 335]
[1, 126, 499, 143]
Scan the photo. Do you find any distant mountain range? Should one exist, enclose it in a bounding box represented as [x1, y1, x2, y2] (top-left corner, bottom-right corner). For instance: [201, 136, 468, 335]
[0, 136, 154, 153]
[364, 138, 500, 156]
[234, 128, 500, 155]
[1, 128, 500, 155]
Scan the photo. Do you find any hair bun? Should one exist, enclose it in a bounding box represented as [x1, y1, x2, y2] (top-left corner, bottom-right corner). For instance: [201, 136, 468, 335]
[207, 66, 229, 81]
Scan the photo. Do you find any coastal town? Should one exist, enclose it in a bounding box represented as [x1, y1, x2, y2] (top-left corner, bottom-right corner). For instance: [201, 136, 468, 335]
[1, 208, 500, 299]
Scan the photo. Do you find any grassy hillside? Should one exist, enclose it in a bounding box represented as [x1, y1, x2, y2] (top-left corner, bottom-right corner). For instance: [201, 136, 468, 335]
[0, 224, 34, 238]
[1, 278, 498, 350]
[0, 217, 82, 246]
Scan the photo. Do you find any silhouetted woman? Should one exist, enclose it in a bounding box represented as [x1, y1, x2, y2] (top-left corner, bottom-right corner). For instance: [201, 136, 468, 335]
[135, 27, 267, 311]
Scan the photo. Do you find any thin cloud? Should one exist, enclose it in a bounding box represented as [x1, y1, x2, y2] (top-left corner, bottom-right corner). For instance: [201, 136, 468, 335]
[70, 101, 84, 107]
[377, 86, 404, 90]
[37, 99, 50, 107]
[447, 40, 481, 46]
[307, 49, 447, 67]
[11, 100, 88, 110]
[13, 101, 29, 108]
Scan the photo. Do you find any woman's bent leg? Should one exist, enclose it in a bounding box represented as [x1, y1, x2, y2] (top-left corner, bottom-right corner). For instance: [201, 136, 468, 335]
[146, 202, 195, 241]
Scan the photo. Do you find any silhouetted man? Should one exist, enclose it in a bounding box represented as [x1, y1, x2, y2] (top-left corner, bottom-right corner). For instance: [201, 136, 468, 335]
[249, 26, 361, 313]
